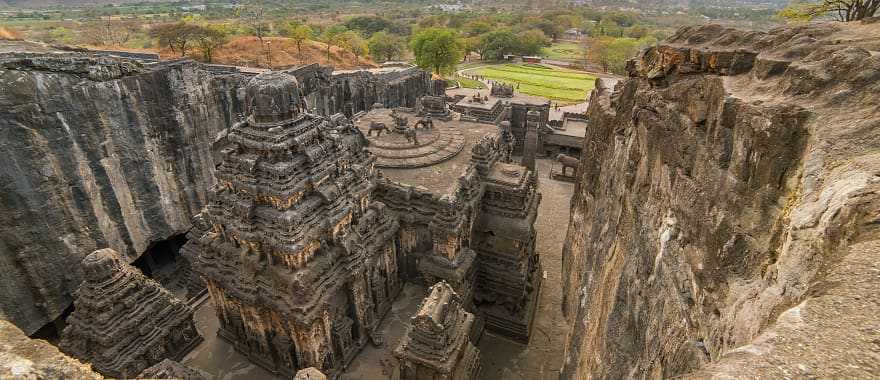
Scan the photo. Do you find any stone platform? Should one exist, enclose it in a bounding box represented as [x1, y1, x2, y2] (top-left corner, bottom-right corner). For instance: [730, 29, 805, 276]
[355, 109, 465, 169]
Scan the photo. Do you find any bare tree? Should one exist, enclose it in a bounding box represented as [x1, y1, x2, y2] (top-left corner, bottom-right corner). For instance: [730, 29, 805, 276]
[195, 25, 229, 63]
[781, 0, 880, 21]
[242, 0, 268, 44]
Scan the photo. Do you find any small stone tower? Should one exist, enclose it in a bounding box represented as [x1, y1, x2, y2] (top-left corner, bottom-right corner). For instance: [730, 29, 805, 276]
[520, 110, 540, 172]
[394, 281, 481, 380]
[60, 248, 202, 378]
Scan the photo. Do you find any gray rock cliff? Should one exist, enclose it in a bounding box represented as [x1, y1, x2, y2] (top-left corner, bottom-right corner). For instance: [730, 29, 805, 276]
[561, 23, 880, 378]
[0, 53, 245, 335]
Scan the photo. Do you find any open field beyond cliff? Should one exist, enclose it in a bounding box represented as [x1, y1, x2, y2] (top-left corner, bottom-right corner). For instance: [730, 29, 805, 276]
[471, 63, 597, 103]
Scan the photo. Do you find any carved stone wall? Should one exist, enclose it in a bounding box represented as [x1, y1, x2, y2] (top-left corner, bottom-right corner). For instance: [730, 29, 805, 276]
[186, 71, 402, 378]
[394, 281, 481, 380]
[508, 101, 549, 155]
[374, 132, 542, 343]
[60, 248, 202, 378]
[291, 65, 432, 119]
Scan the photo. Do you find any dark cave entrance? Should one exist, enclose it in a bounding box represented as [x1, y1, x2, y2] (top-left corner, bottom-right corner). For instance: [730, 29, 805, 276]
[132, 233, 191, 300]
[133, 233, 188, 277]
[29, 303, 74, 344]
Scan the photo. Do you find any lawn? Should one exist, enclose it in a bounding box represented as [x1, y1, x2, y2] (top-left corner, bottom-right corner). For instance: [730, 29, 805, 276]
[454, 75, 485, 89]
[542, 41, 584, 61]
[470, 63, 596, 103]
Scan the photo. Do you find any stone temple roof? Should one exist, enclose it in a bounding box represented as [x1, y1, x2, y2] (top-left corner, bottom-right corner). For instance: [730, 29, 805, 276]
[394, 281, 476, 373]
[60, 249, 200, 378]
[245, 71, 305, 125]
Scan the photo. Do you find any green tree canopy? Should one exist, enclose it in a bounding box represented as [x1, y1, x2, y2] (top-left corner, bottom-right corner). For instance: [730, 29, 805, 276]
[480, 30, 519, 60]
[194, 24, 229, 63]
[410, 27, 464, 75]
[518, 29, 550, 56]
[368, 31, 405, 62]
[344, 15, 410, 37]
[335, 30, 369, 63]
[149, 21, 203, 57]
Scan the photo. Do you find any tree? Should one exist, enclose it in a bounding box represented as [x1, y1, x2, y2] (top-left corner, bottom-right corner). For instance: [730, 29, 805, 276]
[284, 24, 313, 63]
[336, 31, 368, 64]
[780, 0, 879, 21]
[463, 36, 485, 61]
[463, 20, 493, 37]
[150, 22, 202, 57]
[519, 29, 550, 56]
[531, 19, 565, 40]
[583, 36, 613, 72]
[194, 25, 228, 63]
[604, 38, 642, 74]
[241, 0, 268, 44]
[480, 30, 519, 60]
[344, 15, 409, 37]
[368, 31, 404, 62]
[410, 28, 464, 75]
[584, 36, 651, 75]
[320, 25, 348, 61]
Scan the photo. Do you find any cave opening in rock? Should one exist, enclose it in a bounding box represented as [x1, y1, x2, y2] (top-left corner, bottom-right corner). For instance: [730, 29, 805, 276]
[132, 233, 190, 299]
[28, 303, 74, 344]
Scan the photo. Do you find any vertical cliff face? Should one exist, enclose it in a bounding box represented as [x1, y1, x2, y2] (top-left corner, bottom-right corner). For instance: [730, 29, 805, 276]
[561, 23, 880, 378]
[0, 54, 246, 335]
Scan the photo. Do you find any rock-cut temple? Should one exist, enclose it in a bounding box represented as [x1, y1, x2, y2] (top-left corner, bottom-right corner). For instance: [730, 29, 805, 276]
[185, 72, 402, 377]
[185, 69, 542, 378]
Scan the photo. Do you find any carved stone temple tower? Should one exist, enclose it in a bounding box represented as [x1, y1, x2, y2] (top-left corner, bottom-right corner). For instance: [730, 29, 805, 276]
[394, 281, 481, 380]
[60, 248, 202, 378]
[185, 71, 401, 377]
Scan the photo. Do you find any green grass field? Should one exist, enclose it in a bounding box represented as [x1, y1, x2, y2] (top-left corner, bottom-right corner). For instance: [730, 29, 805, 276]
[454, 76, 485, 89]
[471, 63, 596, 103]
[541, 41, 584, 61]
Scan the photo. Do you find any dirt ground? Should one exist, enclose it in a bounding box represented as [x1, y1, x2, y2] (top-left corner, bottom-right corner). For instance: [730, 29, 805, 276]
[182, 158, 574, 379]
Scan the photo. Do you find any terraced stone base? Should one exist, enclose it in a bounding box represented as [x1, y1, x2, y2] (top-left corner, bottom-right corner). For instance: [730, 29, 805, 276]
[355, 109, 466, 169]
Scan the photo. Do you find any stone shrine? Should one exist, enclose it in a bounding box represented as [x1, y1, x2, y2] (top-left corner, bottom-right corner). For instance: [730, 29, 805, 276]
[59, 248, 202, 378]
[184, 71, 402, 377]
[394, 281, 481, 380]
[490, 82, 514, 98]
[418, 95, 452, 120]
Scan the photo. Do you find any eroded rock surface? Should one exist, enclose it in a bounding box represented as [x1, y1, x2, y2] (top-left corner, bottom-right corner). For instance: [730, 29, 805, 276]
[0, 319, 102, 379]
[0, 53, 244, 335]
[561, 23, 880, 378]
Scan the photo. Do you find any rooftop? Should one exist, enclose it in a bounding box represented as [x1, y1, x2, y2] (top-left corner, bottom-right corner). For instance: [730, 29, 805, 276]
[354, 109, 499, 194]
[557, 118, 588, 138]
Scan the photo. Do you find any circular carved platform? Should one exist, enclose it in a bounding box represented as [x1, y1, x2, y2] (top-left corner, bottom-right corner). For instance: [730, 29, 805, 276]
[356, 109, 466, 169]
